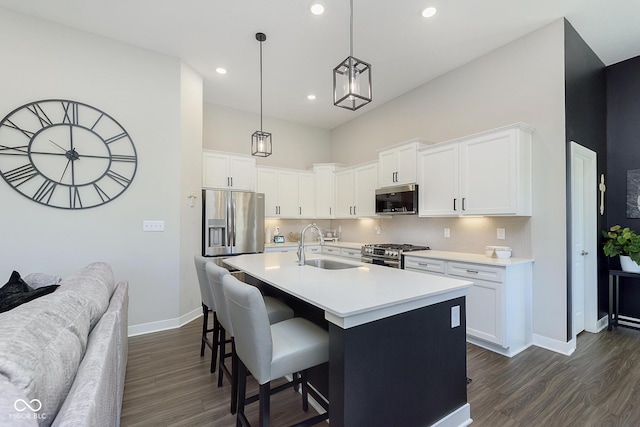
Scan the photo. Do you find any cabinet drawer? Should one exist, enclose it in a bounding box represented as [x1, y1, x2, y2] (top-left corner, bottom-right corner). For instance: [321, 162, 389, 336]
[403, 257, 445, 274]
[447, 262, 503, 283]
[307, 245, 321, 254]
[322, 246, 341, 256]
[341, 248, 362, 260]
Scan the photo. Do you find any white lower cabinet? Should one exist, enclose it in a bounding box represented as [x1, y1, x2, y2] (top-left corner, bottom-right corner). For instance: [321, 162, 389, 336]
[404, 255, 532, 357]
[322, 245, 362, 261]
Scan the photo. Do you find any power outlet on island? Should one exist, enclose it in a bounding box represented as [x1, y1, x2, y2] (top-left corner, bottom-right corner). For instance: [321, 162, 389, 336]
[451, 305, 460, 328]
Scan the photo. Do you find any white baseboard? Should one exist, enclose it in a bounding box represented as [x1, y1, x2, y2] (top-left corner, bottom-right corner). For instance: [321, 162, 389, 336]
[431, 403, 472, 427]
[467, 336, 532, 358]
[532, 334, 576, 356]
[128, 306, 202, 337]
[595, 315, 609, 332]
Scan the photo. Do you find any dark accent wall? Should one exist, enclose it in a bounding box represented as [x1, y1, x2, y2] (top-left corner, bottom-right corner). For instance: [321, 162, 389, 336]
[606, 55, 640, 319]
[564, 19, 607, 340]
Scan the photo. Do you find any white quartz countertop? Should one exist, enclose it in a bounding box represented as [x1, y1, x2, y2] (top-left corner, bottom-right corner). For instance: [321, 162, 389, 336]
[405, 250, 534, 266]
[224, 251, 471, 328]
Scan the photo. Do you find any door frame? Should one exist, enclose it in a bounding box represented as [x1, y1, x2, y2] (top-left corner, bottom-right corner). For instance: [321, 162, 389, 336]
[569, 141, 598, 337]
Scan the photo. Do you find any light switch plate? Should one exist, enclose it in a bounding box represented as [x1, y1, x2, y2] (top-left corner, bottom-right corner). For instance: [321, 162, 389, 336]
[444, 228, 450, 238]
[143, 220, 165, 232]
[497, 228, 506, 239]
[451, 305, 460, 328]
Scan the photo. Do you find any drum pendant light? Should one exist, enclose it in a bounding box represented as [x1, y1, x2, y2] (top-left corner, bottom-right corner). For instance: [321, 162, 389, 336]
[333, 0, 372, 110]
[252, 32, 272, 157]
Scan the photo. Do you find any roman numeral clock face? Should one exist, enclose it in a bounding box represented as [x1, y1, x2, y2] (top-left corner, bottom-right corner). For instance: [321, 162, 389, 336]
[0, 99, 137, 209]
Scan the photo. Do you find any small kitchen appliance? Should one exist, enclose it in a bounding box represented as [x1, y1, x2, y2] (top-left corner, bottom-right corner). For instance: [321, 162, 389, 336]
[361, 243, 430, 268]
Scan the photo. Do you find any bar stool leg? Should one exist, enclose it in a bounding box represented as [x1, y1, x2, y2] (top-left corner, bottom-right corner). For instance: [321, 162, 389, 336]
[217, 325, 227, 387]
[211, 314, 220, 373]
[231, 339, 238, 415]
[259, 382, 271, 427]
[236, 360, 248, 427]
[201, 304, 208, 357]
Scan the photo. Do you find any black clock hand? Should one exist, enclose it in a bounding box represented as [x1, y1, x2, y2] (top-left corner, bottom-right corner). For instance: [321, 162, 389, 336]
[60, 158, 71, 182]
[49, 139, 67, 152]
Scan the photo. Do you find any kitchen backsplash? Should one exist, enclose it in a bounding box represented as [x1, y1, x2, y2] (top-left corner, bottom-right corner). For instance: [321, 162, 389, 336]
[267, 216, 532, 258]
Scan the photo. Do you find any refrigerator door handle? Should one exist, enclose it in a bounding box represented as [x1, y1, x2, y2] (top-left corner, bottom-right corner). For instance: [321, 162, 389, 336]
[226, 194, 233, 247]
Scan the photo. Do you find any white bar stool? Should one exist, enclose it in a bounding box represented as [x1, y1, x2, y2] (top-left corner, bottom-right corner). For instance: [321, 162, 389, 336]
[193, 255, 219, 373]
[223, 274, 330, 427]
[206, 262, 294, 415]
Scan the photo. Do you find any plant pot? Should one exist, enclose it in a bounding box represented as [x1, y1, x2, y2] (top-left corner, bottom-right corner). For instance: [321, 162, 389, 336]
[620, 255, 640, 273]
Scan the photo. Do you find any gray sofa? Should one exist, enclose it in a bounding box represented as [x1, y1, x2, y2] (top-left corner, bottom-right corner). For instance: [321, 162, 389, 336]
[0, 262, 128, 426]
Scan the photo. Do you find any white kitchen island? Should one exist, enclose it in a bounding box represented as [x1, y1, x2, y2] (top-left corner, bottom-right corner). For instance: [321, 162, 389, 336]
[225, 251, 473, 427]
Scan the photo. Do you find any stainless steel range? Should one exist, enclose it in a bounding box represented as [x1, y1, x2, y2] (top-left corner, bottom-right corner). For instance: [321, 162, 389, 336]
[361, 243, 430, 268]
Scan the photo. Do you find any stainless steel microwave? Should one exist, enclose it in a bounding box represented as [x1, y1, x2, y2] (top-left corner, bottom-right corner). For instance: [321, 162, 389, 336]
[375, 184, 418, 215]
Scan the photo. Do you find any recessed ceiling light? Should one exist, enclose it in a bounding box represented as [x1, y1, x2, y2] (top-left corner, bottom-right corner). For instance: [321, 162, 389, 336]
[309, 1, 325, 15]
[216, 67, 227, 75]
[421, 7, 437, 18]
[307, 94, 317, 100]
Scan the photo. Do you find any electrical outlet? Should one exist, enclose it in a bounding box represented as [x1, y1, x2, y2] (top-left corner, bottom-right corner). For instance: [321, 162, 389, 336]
[143, 220, 165, 232]
[451, 305, 460, 328]
[375, 225, 381, 235]
[444, 228, 450, 238]
[497, 228, 506, 239]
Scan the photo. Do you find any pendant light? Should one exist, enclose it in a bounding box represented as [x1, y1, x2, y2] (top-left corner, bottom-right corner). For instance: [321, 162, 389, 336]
[333, 0, 372, 111]
[252, 32, 272, 157]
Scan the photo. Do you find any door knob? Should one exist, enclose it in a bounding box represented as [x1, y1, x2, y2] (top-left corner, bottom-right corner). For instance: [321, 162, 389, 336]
[581, 250, 589, 256]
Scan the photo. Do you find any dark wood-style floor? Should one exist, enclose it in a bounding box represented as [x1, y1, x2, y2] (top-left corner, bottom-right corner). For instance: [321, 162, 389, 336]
[122, 318, 640, 426]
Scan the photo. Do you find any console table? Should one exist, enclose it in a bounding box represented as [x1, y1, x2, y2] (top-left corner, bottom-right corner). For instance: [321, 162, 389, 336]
[608, 270, 640, 330]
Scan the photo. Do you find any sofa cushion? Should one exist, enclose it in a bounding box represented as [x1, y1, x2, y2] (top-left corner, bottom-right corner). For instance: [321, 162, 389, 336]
[23, 273, 62, 289]
[0, 271, 59, 313]
[0, 262, 116, 424]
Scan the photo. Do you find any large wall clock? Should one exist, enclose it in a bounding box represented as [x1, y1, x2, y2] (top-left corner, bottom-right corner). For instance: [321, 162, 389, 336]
[0, 99, 137, 209]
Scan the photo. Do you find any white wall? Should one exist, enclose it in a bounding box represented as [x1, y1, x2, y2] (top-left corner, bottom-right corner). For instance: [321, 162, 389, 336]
[203, 103, 331, 169]
[0, 9, 202, 333]
[178, 64, 204, 320]
[330, 21, 568, 344]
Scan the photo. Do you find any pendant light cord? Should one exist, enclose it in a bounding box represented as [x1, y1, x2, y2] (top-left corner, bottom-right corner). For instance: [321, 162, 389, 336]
[349, 0, 353, 57]
[259, 38, 263, 132]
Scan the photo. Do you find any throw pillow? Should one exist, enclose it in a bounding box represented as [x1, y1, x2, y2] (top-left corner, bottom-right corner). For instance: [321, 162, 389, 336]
[0, 271, 59, 313]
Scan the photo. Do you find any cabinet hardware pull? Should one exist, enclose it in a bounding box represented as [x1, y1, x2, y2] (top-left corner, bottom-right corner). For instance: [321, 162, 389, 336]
[353, 206, 357, 215]
[466, 269, 479, 274]
[330, 207, 332, 215]
[299, 207, 302, 215]
[453, 198, 457, 211]
[230, 177, 233, 187]
[462, 198, 466, 211]
[418, 263, 431, 267]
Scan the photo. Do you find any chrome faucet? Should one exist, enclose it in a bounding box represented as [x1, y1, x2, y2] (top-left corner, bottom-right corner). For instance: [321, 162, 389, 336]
[298, 223, 324, 266]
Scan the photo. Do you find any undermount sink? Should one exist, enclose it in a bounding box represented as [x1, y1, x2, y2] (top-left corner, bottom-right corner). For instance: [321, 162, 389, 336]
[304, 259, 359, 270]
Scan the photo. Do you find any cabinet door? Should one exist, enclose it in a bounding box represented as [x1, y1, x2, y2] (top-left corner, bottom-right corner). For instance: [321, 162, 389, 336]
[396, 144, 418, 185]
[277, 170, 299, 217]
[354, 163, 378, 216]
[298, 172, 315, 217]
[314, 166, 335, 218]
[418, 144, 459, 216]
[460, 130, 516, 215]
[229, 156, 256, 191]
[466, 280, 505, 346]
[203, 152, 230, 188]
[335, 169, 355, 217]
[378, 149, 397, 188]
[256, 168, 279, 217]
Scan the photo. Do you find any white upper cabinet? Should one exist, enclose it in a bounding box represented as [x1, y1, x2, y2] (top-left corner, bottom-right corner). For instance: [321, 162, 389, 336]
[256, 167, 314, 218]
[298, 171, 315, 217]
[418, 143, 460, 216]
[203, 151, 256, 191]
[418, 123, 534, 217]
[313, 164, 337, 218]
[335, 161, 378, 218]
[378, 139, 426, 188]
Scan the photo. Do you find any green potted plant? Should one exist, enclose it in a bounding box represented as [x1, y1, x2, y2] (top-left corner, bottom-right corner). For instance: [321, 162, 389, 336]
[602, 225, 640, 272]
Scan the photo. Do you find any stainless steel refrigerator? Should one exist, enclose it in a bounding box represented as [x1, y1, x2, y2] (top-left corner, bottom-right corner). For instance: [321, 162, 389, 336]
[202, 189, 265, 260]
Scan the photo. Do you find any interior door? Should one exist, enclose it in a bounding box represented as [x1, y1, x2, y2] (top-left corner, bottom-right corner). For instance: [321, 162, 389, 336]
[570, 141, 598, 338]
